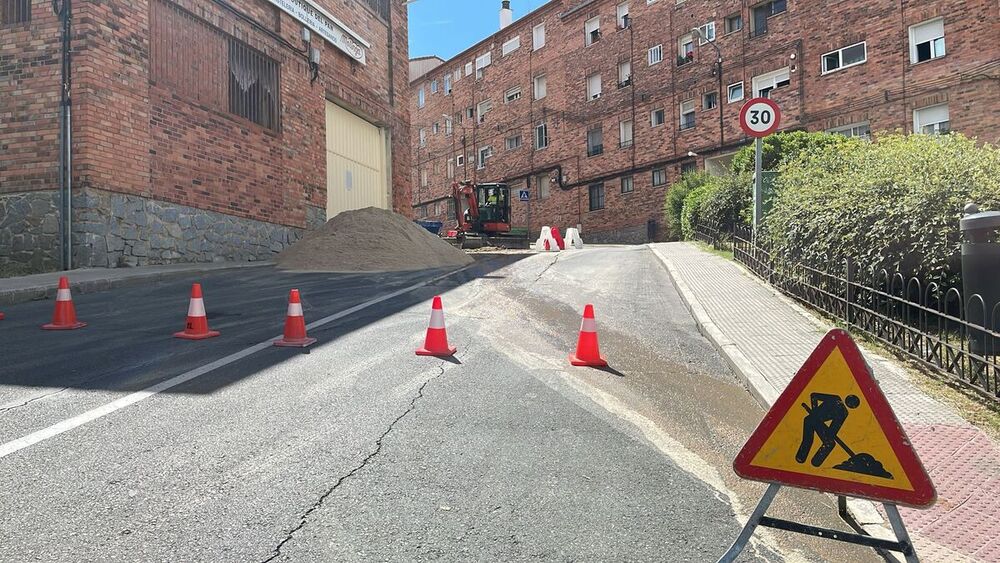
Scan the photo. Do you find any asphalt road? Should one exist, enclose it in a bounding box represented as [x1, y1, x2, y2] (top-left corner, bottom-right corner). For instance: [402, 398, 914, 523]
[0, 247, 879, 562]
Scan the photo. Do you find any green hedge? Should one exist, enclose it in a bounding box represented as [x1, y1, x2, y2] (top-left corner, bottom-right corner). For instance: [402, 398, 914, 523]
[663, 172, 713, 240]
[766, 133, 1000, 280]
[680, 179, 720, 240]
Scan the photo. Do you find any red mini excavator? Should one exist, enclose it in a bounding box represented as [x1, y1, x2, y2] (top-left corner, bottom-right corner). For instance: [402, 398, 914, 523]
[445, 181, 529, 249]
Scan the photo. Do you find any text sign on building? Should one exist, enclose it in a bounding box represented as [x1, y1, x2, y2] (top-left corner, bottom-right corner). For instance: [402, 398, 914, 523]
[739, 98, 781, 138]
[267, 0, 369, 65]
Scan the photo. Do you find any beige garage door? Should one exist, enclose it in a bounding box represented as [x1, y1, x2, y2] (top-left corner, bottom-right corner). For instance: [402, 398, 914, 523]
[326, 101, 389, 218]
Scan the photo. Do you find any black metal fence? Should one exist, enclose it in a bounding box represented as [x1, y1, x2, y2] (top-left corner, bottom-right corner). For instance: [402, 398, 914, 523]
[731, 225, 1000, 400]
[692, 220, 729, 251]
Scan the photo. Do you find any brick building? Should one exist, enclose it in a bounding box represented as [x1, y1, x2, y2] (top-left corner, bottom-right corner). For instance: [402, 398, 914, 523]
[410, 0, 999, 243]
[0, 0, 410, 272]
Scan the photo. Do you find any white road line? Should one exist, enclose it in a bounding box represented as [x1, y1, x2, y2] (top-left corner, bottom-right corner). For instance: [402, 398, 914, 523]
[0, 265, 474, 460]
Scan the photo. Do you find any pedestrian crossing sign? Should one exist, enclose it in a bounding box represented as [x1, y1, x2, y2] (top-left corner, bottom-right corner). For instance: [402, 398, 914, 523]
[733, 329, 936, 507]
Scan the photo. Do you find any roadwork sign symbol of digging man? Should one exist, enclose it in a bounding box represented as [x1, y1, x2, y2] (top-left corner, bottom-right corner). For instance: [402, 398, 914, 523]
[796, 392, 893, 479]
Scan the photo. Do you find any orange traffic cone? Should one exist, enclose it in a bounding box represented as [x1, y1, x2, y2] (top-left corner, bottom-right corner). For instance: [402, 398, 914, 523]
[42, 276, 87, 330]
[569, 304, 608, 367]
[416, 296, 457, 357]
[0, 312, 5, 320]
[274, 289, 317, 348]
[552, 227, 566, 250]
[174, 283, 220, 340]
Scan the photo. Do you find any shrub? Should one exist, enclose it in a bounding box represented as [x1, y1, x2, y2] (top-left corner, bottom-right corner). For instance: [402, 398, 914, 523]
[663, 172, 713, 240]
[766, 133, 1000, 281]
[731, 130, 852, 175]
[680, 178, 721, 240]
[701, 172, 753, 234]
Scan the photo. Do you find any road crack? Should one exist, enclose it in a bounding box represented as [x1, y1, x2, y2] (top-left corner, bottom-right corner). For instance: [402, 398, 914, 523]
[0, 388, 69, 414]
[533, 253, 561, 283]
[261, 365, 446, 562]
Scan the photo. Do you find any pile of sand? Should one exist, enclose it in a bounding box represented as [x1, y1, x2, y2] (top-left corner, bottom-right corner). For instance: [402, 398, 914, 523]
[276, 207, 474, 273]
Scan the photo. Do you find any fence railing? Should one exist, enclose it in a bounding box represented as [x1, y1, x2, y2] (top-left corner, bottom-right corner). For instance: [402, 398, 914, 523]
[732, 225, 1000, 401]
[693, 220, 731, 251]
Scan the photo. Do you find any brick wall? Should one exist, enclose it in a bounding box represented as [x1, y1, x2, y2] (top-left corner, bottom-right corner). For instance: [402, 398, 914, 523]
[0, 0, 411, 271]
[410, 0, 1000, 243]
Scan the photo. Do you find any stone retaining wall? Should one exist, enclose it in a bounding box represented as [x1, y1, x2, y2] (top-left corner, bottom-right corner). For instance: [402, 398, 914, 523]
[0, 191, 61, 273]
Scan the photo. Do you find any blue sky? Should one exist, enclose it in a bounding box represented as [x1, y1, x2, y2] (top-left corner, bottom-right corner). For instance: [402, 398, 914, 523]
[408, 0, 550, 60]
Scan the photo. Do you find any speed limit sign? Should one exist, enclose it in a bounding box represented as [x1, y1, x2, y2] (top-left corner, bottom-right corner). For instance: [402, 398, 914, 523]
[739, 98, 781, 137]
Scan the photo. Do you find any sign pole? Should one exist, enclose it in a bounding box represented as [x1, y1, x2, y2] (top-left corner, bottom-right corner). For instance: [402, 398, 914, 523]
[754, 136, 763, 232]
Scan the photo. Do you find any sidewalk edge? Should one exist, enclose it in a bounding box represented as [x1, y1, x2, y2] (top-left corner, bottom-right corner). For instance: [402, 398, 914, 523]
[0, 262, 273, 306]
[647, 243, 902, 563]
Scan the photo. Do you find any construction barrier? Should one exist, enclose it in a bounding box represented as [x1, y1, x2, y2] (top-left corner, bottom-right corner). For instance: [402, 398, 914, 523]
[551, 227, 566, 250]
[535, 226, 560, 252]
[274, 289, 317, 348]
[565, 228, 584, 250]
[174, 283, 220, 340]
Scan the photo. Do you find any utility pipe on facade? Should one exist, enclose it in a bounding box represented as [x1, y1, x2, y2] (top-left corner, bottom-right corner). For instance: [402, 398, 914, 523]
[692, 27, 724, 148]
[55, 0, 73, 270]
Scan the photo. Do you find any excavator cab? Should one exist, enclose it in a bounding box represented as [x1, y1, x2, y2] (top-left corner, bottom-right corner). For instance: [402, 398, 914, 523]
[471, 184, 511, 231]
[449, 181, 526, 249]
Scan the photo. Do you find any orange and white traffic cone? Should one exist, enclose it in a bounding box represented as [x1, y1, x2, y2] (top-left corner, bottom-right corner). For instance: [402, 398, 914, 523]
[0, 312, 5, 320]
[569, 304, 608, 367]
[42, 276, 87, 330]
[416, 296, 457, 357]
[274, 289, 317, 348]
[174, 283, 220, 340]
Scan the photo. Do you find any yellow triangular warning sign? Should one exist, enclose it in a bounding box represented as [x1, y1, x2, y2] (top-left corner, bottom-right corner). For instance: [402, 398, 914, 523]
[734, 329, 936, 507]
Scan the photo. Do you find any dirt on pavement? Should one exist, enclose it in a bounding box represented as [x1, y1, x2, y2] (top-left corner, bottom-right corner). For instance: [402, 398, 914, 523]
[276, 207, 474, 273]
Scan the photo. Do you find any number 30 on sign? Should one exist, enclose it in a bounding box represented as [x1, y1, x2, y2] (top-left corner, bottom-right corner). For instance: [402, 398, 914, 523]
[739, 98, 782, 138]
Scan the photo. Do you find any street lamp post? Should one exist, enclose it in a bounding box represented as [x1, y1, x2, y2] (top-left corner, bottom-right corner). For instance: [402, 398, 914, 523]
[692, 28, 724, 148]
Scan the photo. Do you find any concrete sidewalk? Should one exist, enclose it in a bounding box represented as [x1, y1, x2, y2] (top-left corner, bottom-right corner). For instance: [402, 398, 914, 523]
[0, 261, 271, 306]
[651, 242, 1000, 563]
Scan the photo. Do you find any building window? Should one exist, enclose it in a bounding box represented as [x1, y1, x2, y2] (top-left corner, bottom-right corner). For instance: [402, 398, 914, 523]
[431, 80, 439, 94]
[2, 0, 30, 24]
[620, 120, 634, 148]
[443, 74, 452, 94]
[226, 40, 280, 131]
[678, 33, 694, 65]
[617, 2, 630, 29]
[445, 117, 453, 135]
[681, 160, 698, 175]
[447, 199, 457, 220]
[585, 16, 601, 46]
[651, 108, 666, 127]
[680, 100, 696, 130]
[589, 183, 606, 211]
[535, 122, 549, 149]
[822, 42, 867, 74]
[432, 122, 440, 134]
[502, 36, 521, 56]
[697, 22, 716, 44]
[827, 122, 871, 139]
[909, 19, 945, 64]
[477, 146, 493, 169]
[505, 135, 523, 150]
[475, 52, 492, 79]
[505, 86, 522, 103]
[752, 67, 790, 98]
[477, 100, 492, 122]
[420, 169, 428, 187]
[652, 168, 667, 186]
[725, 13, 743, 34]
[456, 154, 465, 166]
[418, 87, 425, 108]
[914, 104, 950, 134]
[419, 128, 427, 146]
[621, 175, 634, 194]
[536, 174, 551, 199]
[447, 158, 455, 179]
[648, 45, 664, 65]
[534, 75, 548, 99]
[703, 92, 718, 110]
[587, 125, 603, 156]
[587, 73, 602, 100]
[728, 82, 744, 103]
[533, 23, 546, 50]
[465, 106, 475, 120]
[750, 0, 786, 38]
[465, 62, 473, 76]
[618, 61, 633, 87]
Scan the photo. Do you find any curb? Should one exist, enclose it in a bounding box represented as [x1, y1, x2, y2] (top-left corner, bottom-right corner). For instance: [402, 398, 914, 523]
[0, 262, 273, 307]
[647, 244, 902, 562]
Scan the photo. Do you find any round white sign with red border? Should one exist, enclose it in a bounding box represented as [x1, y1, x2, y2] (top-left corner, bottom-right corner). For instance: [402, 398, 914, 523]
[739, 98, 782, 138]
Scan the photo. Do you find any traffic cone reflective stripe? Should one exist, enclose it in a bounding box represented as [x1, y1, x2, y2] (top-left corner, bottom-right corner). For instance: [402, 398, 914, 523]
[42, 276, 87, 330]
[416, 296, 457, 357]
[174, 283, 220, 340]
[569, 304, 608, 367]
[275, 289, 317, 348]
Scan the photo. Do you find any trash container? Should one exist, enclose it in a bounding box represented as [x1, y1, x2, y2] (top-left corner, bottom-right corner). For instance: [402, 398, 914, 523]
[960, 203, 1000, 356]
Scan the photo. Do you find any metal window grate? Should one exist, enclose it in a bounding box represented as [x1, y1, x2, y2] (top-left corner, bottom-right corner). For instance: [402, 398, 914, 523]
[150, 0, 280, 132]
[1, 0, 30, 24]
[362, 0, 389, 21]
